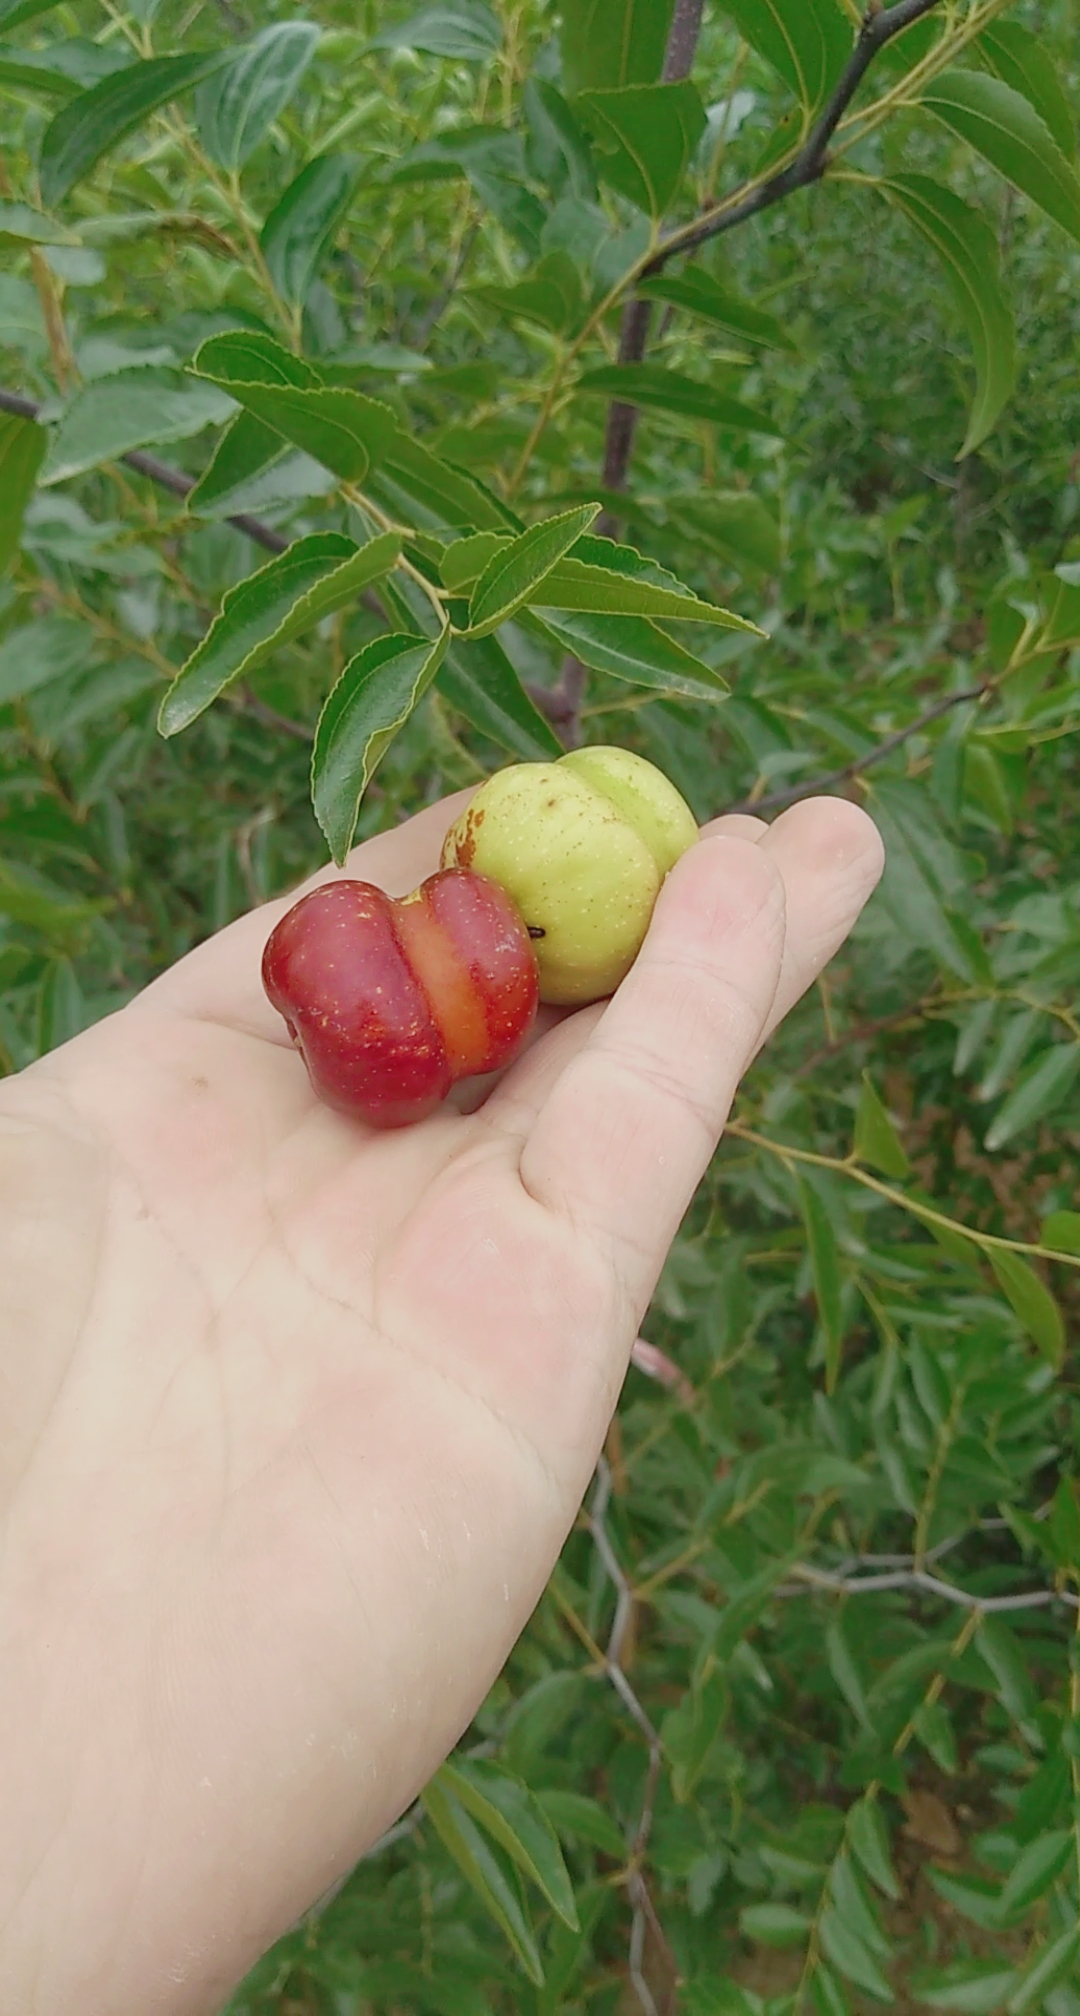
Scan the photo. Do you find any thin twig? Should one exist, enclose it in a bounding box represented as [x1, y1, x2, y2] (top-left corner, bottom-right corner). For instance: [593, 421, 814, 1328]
[586, 1459, 675, 2016]
[640, 0, 946, 276]
[412, 218, 481, 353]
[542, 0, 710, 762]
[0, 386, 289, 556]
[235, 691, 315, 743]
[728, 681, 991, 816]
[776, 1559, 1079, 1613]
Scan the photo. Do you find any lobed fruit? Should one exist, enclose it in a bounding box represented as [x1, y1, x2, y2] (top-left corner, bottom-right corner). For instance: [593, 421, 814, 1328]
[440, 746, 698, 1005]
[262, 869, 538, 1128]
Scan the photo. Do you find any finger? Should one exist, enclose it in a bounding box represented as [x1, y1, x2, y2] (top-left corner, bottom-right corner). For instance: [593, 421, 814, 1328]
[516, 834, 787, 1303]
[702, 811, 768, 841]
[748, 796, 883, 1045]
[139, 789, 477, 1038]
[511, 799, 882, 1311]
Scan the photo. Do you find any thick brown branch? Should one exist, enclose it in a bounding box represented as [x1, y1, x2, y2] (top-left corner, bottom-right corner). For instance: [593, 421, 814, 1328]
[642, 0, 945, 275]
[599, 0, 705, 516]
[661, 0, 704, 83]
[564, 0, 710, 765]
[728, 680, 990, 816]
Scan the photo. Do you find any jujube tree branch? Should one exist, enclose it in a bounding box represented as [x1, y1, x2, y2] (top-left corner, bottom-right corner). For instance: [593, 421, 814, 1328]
[640, 0, 946, 276]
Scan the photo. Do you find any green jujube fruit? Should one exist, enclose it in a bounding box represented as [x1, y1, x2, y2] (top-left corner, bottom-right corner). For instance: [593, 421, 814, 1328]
[440, 745, 699, 1005]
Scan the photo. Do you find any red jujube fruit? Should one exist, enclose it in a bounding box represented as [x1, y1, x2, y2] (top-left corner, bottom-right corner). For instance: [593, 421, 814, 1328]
[261, 869, 539, 1128]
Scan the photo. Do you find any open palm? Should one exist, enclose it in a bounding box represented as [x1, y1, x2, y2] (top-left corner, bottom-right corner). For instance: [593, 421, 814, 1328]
[0, 787, 882, 2016]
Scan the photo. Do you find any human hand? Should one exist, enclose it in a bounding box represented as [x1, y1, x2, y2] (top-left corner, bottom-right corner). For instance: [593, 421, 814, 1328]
[0, 789, 883, 2015]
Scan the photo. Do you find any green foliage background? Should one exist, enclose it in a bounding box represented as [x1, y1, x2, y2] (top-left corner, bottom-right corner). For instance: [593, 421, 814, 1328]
[3, 0, 1080, 2008]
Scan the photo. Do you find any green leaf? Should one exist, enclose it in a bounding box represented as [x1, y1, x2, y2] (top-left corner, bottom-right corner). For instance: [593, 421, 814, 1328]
[0, 38, 131, 96]
[312, 630, 448, 863]
[198, 332, 511, 531]
[913, 1961, 1020, 2013]
[442, 533, 511, 591]
[536, 607, 734, 701]
[663, 1663, 730, 1801]
[0, 615, 97, 707]
[194, 328, 317, 390]
[977, 21, 1076, 162]
[560, 0, 674, 92]
[988, 1247, 1065, 1366]
[39, 50, 230, 208]
[997, 1830, 1072, 1918]
[40, 368, 236, 486]
[0, 413, 47, 575]
[829, 1853, 891, 1963]
[1039, 567, 1080, 652]
[473, 251, 584, 335]
[536, 535, 763, 630]
[928, 1869, 1005, 1934]
[739, 1902, 813, 1948]
[1049, 1475, 1080, 1565]
[0, 0, 65, 27]
[0, 200, 78, 245]
[711, 1558, 793, 1659]
[796, 1173, 846, 1389]
[188, 409, 291, 513]
[985, 1044, 1080, 1151]
[577, 364, 781, 434]
[870, 781, 986, 983]
[637, 268, 795, 348]
[466, 503, 601, 637]
[882, 175, 1016, 458]
[421, 1770, 544, 1986]
[921, 70, 1080, 248]
[818, 1906, 893, 2003]
[674, 493, 783, 575]
[535, 1789, 626, 1859]
[812, 1964, 852, 2016]
[1042, 1209, 1080, 1255]
[847, 1799, 900, 1901]
[260, 154, 361, 305]
[975, 1617, 1041, 1735]
[369, 435, 516, 535]
[0, 859, 102, 934]
[372, 1, 501, 60]
[160, 531, 399, 735]
[195, 21, 320, 170]
[216, 383, 373, 486]
[36, 953, 86, 1053]
[715, 0, 852, 115]
[438, 1760, 578, 1929]
[853, 1073, 910, 1178]
[1008, 1927, 1080, 2015]
[389, 127, 546, 254]
[825, 1614, 871, 1731]
[192, 334, 377, 484]
[523, 78, 597, 200]
[914, 1699, 959, 1776]
[438, 635, 563, 761]
[576, 81, 707, 217]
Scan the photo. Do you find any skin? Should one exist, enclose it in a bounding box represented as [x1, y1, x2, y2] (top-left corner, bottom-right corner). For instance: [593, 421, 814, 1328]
[0, 788, 883, 2015]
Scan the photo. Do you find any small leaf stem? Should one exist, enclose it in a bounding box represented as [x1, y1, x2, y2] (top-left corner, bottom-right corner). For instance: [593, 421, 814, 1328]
[724, 1119, 1080, 1273]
